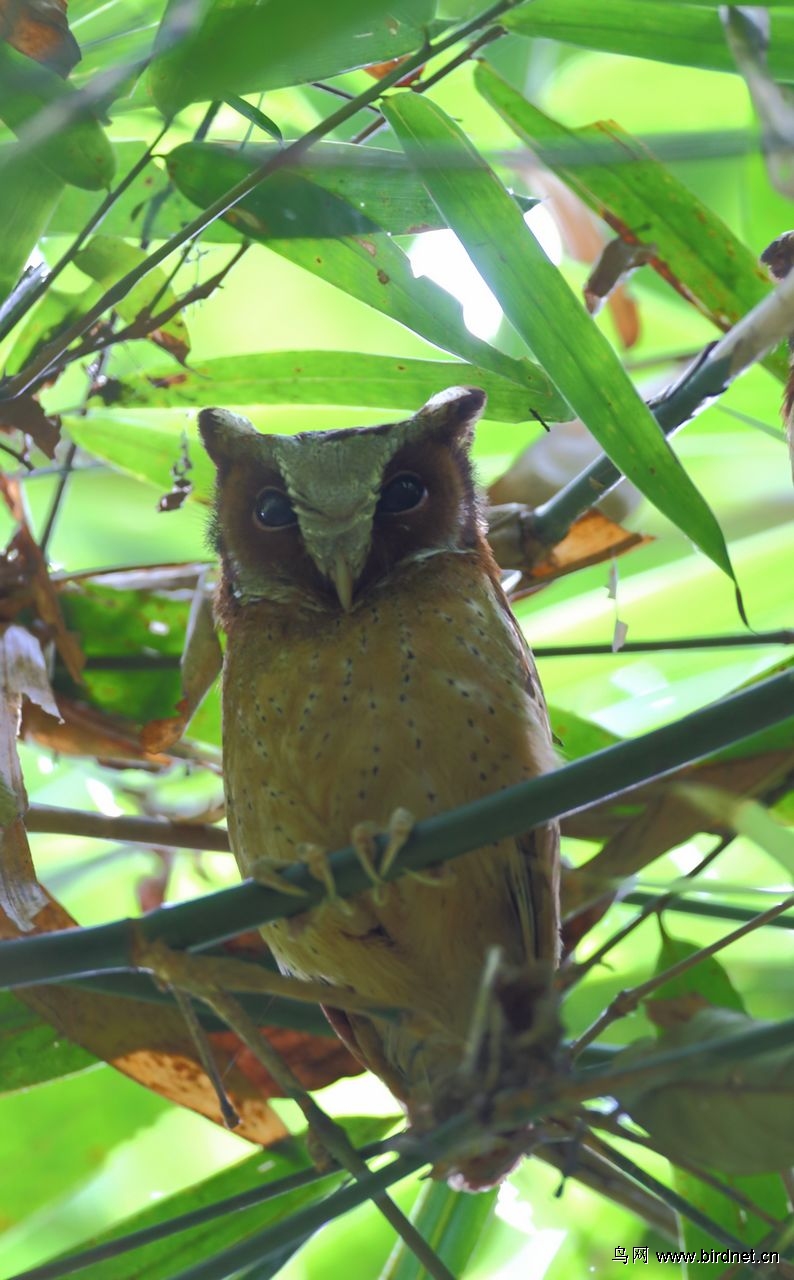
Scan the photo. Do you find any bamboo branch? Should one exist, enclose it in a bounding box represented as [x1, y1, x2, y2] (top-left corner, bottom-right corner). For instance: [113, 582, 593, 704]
[2, 666, 792, 989]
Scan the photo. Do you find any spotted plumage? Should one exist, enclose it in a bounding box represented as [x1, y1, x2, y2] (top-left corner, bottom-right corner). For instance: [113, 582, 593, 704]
[200, 387, 560, 1187]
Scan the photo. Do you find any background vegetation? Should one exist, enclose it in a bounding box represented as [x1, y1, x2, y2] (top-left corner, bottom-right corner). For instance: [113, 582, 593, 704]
[0, 1, 793, 1278]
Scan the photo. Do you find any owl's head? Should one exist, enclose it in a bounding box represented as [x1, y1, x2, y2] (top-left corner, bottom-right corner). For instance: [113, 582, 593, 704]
[199, 386, 486, 614]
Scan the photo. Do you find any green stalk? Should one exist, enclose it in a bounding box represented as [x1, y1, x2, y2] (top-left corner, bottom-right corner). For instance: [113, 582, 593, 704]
[1, 667, 791, 989]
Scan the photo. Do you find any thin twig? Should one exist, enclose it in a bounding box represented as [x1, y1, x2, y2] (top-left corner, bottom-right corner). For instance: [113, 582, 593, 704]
[25, 804, 230, 851]
[0, 128, 169, 347]
[534, 630, 794, 657]
[532, 267, 794, 546]
[587, 1110, 785, 1231]
[350, 24, 505, 146]
[311, 81, 382, 113]
[183, 976, 455, 1280]
[562, 836, 734, 985]
[571, 891, 794, 1056]
[169, 983, 239, 1128]
[622, 889, 794, 931]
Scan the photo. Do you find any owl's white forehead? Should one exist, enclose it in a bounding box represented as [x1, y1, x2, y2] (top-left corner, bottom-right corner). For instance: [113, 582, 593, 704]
[265, 417, 425, 509]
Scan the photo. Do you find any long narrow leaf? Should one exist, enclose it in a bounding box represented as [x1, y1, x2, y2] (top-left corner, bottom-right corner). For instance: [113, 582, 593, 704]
[382, 92, 738, 587]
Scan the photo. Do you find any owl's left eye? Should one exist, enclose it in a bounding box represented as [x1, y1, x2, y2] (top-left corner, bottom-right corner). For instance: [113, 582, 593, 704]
[254, 488, 297, 529]
[378, 472, 427, 515]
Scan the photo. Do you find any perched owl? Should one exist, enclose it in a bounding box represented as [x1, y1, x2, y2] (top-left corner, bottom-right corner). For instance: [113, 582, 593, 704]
[199, 387, 560, 1188]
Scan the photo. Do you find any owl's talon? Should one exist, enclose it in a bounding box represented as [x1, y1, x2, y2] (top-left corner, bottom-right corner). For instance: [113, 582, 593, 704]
[248, 857, 308, 898]
[350, 821, 384, 893]
[380, 806, 415, 877]
[297, 842, 354, 916]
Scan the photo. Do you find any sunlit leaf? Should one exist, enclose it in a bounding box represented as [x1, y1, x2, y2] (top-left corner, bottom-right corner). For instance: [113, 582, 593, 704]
[107, 349, 569, 422]
[382, 91, 739, 586]
[503, 0, 794, 77]
[474, 63, 785, 379]
[148, 0, 436, 117]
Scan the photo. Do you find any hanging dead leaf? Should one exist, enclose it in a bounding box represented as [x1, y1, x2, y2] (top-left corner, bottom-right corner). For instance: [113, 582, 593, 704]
[141, 577, 222, 753]
[23, 693, 175, 766]
[210, 1025, 363, 1096]
[0, 623, 60, 931]
[364, 55, 423, 86]
[0, 393, 60, 458]
[0, 476, 84, 680]
[4, 792, 353, 1141]
[584, 237, 654, 316]
[0, 0, 80, 77]
[607, 283, 641, 350]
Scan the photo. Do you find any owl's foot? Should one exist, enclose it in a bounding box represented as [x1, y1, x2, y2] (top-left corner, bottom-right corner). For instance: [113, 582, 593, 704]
[351, 807, 426, 903]
[247, 856, 308, 898]
[296, 841, 354, 917]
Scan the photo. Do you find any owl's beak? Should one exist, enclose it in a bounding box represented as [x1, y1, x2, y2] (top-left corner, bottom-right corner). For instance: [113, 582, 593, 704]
[330, 554, 354, 612]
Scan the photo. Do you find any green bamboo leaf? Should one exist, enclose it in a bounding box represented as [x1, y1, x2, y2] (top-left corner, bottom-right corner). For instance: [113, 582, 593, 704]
[382, 91, 739, 587]
[0, 1066, 169, 1227]
[0, 993, 96, 1092]
[165, 140, 537, 240]
[148, 0, 436, 118]
[0, 146, 63, 302]
[474, 63, 785, 380]
[648, 928, 746, 1016]
[383, 1180, 497, 1280]
[74, 235, 190, 362]
[0, 44, 116, 191]
[167, 143, 552, 394]
[503, 0, 794, 77]
[39, 1117, 395, 1280]
[111, 350, 569, 422]
[64, 412, 214, 499]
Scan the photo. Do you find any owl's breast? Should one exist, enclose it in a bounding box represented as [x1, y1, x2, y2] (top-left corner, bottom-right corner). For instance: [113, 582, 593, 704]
[222, 553, 551, 869]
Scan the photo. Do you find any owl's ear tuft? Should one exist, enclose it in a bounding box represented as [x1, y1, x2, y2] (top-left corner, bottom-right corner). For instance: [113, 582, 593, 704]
[415, 386, 486, 448]
[199, 408, 260, 466]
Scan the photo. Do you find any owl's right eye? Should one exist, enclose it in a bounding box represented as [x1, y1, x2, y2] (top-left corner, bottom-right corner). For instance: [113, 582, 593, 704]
[254, 488, 297, 529]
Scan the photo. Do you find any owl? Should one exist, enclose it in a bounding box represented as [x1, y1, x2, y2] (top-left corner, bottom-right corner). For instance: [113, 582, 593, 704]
[199, 387, 560, 1188]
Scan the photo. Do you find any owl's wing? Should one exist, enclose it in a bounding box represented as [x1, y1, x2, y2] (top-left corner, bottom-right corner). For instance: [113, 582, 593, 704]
[490, 575, 561, 967]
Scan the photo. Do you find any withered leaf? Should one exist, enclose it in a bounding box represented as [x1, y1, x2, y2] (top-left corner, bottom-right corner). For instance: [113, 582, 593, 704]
[0, 0, 80, 77]
[0, 394, 60, 458]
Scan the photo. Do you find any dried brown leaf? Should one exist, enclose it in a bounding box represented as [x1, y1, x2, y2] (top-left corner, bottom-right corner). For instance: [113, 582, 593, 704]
[0, 0, 80, 76]
[0, 394, 60, 458]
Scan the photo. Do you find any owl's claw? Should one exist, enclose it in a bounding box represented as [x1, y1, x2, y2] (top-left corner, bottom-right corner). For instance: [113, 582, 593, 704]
[247, 856, 308, 898]
[296, 842, 354, 916]
[380, 806, 415, 876]
[351, 808, 416, 903]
